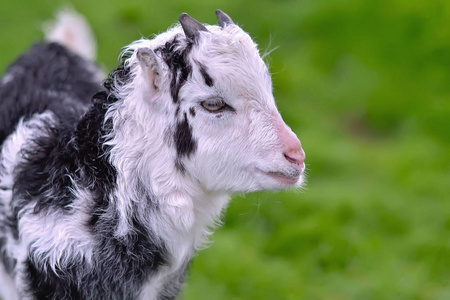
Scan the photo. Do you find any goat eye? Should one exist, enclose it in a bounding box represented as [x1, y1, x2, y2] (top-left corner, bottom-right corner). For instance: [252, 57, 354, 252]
[201, 99, 225, 112]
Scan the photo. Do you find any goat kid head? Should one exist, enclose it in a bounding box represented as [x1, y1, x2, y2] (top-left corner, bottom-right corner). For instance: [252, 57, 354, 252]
[111, 10, 305, 194]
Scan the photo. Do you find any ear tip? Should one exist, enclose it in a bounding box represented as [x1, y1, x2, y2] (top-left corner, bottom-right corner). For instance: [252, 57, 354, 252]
[215, 9, 235, 27]
[136, 47, 153, 57]
[179, 13, 189, 22]
[136, 47, 158, 68]
[179, 12, 209, 42]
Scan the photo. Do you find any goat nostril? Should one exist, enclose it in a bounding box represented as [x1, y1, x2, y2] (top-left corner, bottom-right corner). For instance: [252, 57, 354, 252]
[284, 153, 298, 165]
[284, 150, 304, 166]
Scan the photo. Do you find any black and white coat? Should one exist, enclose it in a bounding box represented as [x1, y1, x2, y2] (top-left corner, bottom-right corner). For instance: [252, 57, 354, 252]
[0, 10, 305, 300]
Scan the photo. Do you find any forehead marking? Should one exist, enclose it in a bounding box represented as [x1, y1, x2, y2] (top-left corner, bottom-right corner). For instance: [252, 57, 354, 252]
[154, 36, 193, 104]
[197, 62, 214, 87]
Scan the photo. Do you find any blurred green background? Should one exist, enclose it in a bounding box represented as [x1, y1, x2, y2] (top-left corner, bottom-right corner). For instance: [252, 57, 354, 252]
[1, 0, 450, 299]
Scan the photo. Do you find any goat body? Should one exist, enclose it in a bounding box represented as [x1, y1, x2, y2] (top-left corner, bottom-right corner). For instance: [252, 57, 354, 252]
[0, 10, 305, 299]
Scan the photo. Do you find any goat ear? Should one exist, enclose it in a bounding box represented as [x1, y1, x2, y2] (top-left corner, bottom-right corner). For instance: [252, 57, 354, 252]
[137, 47, 161, 91]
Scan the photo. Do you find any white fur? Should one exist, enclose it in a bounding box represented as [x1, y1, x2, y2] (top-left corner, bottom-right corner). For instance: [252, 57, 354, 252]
[0, 261, 18, 300]
[19, 184, 95, 271]
[44, 9, 97, 61]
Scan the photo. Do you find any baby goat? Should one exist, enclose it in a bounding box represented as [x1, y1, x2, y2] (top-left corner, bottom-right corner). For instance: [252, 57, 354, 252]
[0, 10, 305, 299]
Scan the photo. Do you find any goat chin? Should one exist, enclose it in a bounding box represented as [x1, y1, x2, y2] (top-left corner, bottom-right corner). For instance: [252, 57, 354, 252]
[0, 9, 305, 300]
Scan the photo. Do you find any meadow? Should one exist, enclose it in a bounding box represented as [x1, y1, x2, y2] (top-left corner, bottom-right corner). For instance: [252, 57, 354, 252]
[1, 0, 449, 299]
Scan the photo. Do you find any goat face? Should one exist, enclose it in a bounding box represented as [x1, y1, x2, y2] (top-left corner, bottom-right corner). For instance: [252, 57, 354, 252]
[133, 11, 305, 194]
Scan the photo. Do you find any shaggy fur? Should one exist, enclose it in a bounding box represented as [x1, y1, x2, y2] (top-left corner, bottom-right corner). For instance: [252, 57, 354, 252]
[0, 10, 305, 299]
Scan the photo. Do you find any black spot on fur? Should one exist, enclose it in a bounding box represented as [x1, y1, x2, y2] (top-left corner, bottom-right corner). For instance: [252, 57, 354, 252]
[0, 42, 103, 145]
[26, 258, 81, 299]
[154, 36, 193, 103]
[175, 159, 186, 174]
[198, 63, 214, 87]
[25, 228, 167, 299]
[174, 112, 197, 157]
[12, 91, 117, 217]
[0, 236, 16, 274]
[189, 107, 196, 117]
[104, 48, 133, 93]
[80, 184, 169, 298]
[75, 92, 117, 192]
[87, 206, 168, 297]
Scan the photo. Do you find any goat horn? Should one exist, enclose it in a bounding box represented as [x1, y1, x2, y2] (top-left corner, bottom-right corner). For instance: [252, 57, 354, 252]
[179, 13, 208, 43]
[216, 9, 234, 28]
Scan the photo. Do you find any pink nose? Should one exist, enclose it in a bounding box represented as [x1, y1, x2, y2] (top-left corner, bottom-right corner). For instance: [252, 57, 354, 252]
[275, 117, 305, 167]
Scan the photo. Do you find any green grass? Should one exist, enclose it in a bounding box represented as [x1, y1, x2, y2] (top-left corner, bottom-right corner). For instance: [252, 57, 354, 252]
[1, 0, 449, 299]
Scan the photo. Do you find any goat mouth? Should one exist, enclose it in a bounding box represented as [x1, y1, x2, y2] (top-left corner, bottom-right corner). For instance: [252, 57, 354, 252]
[265, 170, 300, 185]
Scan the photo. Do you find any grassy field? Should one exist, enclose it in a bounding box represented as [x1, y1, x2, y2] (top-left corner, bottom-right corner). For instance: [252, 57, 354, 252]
[1, 0, 450, 299]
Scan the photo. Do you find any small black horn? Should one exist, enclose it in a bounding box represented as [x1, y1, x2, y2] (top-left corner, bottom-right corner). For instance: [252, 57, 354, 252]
[179, 13, 208, 43]
[216, 9, 234, 28]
